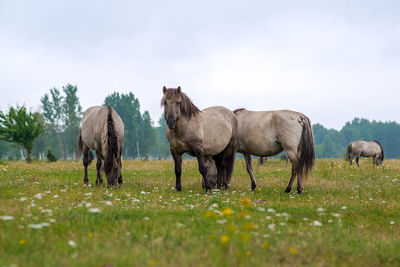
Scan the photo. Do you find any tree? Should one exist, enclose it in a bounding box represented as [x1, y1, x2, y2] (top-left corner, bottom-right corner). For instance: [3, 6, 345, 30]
[39, 84, 82, 159]
[138, 111, 157, 158]
[0, 106, 44, 162]
[104, 92, 143, 158]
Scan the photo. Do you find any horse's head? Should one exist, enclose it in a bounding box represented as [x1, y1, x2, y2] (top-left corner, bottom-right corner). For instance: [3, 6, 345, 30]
[373, 153, 384, 166]
[105, 155, 121, 186]
[204, 157, 218, 188]
[161, 86, 183, 129]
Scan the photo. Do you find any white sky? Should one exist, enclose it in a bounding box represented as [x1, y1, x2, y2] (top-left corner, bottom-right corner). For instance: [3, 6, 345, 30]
[0, 0, 399, 129]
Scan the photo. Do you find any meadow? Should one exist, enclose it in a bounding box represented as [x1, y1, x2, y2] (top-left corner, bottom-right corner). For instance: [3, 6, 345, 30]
[0, 158, 399, 267]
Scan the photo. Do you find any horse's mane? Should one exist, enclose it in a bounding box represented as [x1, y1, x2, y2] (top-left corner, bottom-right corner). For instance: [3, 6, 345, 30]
[161, 88, 200, 120]
[373, 140, 384, 160]
[104, 106, 119, 174]
[233, 108, 246, 114]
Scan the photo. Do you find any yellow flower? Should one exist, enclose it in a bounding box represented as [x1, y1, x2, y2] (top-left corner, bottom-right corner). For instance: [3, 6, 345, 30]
[243, 222, 257, 231]
[240, 197, 252, 208]
[246, 250, 252, 256]
[289, 247, 298, 254]
[262, 242, 270, 250]
[220, 235, 230, 244]
[87, 233, 93, 237]
[19, 239, 26, 245]
[222, 208, 233, 216]
[205, 210, 217, 219]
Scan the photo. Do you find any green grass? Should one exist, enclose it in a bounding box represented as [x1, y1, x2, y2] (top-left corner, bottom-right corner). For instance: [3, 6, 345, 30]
[1, 158, 399, 266]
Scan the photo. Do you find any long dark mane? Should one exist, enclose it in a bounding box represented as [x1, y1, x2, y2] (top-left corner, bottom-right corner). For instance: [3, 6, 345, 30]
[233, 108, 246, 114]
[373, 140, 384, 161]
[104, 106, 119, 174]
[161, 88, 200, 120]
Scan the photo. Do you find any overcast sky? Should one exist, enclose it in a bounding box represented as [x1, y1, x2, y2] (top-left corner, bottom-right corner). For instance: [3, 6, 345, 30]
[0, 0, 399, 129]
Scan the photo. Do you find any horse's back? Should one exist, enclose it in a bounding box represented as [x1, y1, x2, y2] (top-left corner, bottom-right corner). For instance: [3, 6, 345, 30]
[81, 106, 124, 151]
[201, 106, 237, 155]
[235, 109, 304, 156]
[350, 140, 380, 157]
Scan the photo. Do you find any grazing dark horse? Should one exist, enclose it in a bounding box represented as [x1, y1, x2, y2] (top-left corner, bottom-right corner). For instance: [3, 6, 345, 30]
[161, 86, 237, 191]
[234, 109, 315, 194]
[345, 140, 384, 167]
[76, 106, 124, 187]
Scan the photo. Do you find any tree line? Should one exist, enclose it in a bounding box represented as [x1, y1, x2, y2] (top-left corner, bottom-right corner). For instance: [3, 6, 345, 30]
[1, 84, 399, 161]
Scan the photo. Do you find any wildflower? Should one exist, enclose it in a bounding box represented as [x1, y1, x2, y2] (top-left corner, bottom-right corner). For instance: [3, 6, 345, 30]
[88, 208, 101, 213]
[341, 206, 347, 210]
[313, 220, 323, 226]
[0, 216, 14, 221]
[217, 219, 227, 225]
[246, 250, 252, 256]
[267, 208, 276, 213]
[28, 224, 43, 229]
[34, 193, 43, 199]
[243, 223, 257, 231]
[88, 233, 93, 237]
[19, 239, 26, 245]
[68, 240, 77, 248]
[289, 247, 298, 254]
[222, 208, 233, 216]
[390, 221, 395, 225]
[268, 224, 275, 231]
[317, 207, 324, 212]
[262, 242, 270, 250]
[220, 235, 229, 244]
[19, 197, 27, 201]
[240, 197, 252, 208]
[205, 210, 218, 219]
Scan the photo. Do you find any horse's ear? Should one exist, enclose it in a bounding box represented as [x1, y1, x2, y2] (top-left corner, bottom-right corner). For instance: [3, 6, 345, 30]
[177, 86, 181, 94]
[163, 86, 167, 94]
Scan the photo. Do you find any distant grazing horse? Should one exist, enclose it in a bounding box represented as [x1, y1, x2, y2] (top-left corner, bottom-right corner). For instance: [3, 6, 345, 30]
[76, 106, 124, 187]
[234, 109, 315, 194]
[345, 140, 384, 167]
[161, 86, 237, 191]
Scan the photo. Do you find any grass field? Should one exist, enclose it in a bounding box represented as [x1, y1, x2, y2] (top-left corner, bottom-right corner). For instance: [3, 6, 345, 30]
[0, 158, 399, 266]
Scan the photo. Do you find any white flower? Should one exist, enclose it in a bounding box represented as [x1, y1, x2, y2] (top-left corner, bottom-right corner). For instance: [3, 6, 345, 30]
[34, 193, 43, 199]
[216, 219, 227, 225]
[19, 197, 27, 202]
[143, 217, 150, 221]
[53, 195, 59, 198]
[104, 201, 113, 206]
[341, 206, 347, 210]
[0, 216, 14, 221]
[317, 207, 324, 212]
[267, 208, 276, 213]
[88, 208, 101, 213]
[85, 203, 92, 208]
[268, 224, 275, 231]
[331, 213, 341, 217]
[45, 191, 51, 194]
[28, 224, 43, 229]
[313, 220, 323, 226]
[68, 240, 77, 248]
[257, 207, 265, 212]
[84, 193, 92, 196]
[390, 221, 395, 225]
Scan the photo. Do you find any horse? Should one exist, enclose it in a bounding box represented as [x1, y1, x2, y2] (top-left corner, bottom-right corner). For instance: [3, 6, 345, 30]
[345, 140, 384, 167]
[76, 106, 124, 187]
[234, 109, 315, 194]
[161, 86, 238, 191]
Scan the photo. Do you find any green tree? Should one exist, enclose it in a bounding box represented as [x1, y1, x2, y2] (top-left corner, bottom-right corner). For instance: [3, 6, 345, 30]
[138, 111, 157, 158]
[150, 116, 171, 159]
[0, 106, 44, 162]
[104, 92, 143, 158]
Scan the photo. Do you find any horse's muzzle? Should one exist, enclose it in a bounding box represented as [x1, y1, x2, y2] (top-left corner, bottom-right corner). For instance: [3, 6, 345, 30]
[167, 119, 176, 129]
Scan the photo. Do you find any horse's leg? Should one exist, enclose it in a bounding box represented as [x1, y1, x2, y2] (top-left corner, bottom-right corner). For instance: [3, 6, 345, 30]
[212, 154, 223, 189]
[193, 149, 211, 191]
[284, 150, 298, 193]
[118, 151, 123, 185]
[244, 153, 257, 191]
[82, 146, 90, 185]
[171, 149, 182, 191]
[95, 152, 103, 186]
[356, 156, 360, 167]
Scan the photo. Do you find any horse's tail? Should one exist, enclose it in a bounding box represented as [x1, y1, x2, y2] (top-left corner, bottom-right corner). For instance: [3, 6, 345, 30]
[104, 106, 118, 174]
[297, 115, 315, 180]
[75, 130, 83, 161]
[374, 140, 384, 161]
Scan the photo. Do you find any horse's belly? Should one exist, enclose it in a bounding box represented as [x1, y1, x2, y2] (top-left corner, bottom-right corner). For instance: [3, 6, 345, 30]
[239, 138, 283, 157]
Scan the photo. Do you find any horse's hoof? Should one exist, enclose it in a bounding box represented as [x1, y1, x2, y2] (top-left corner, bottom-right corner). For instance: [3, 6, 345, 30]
[251, 184, 257, 191]
[176, 185, 182, 192]
[284, 188, 291, 193]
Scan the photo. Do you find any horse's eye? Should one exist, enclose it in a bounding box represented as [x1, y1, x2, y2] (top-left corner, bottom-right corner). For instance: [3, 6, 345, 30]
[164, 101, 167, 105]
[176, 102, 181, 106]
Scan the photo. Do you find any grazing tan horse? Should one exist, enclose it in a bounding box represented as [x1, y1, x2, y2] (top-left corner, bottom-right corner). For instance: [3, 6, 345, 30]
[161, 86, 237, 191]
[76, 106, 124, 187]
[345, 140, 384, 167]
[234, 109, 315, 194]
